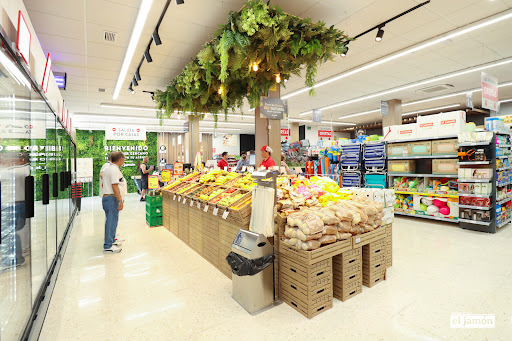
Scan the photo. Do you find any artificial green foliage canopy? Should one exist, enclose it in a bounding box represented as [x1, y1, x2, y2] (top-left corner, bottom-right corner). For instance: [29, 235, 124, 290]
[155, 0, 350, 121]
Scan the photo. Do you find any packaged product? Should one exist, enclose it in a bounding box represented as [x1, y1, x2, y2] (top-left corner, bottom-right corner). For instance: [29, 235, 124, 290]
[318, 234, 337, 244]
[286, 211, 324, 235]
[337, 221, 352, 233]
[295, 239, 321, 250]
[304, 208, 341, 225]
[336, 232, 352, 241]
[322, 225, 338, 235]
[326, 203, 354, 221]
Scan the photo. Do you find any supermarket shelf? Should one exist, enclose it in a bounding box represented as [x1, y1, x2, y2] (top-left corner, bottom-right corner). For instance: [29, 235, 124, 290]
[497, 197, 512, 205]
[497, 181, 512, 187]
[459, 205, 490, 210]
[459, 179, 492, 183]
[388, 155, 457, 160]
[497, 218, 512, 228]
[394, 191, 459, 198]
[458, 161, 491, 165]
[497, 167, 511, 171]
[388, 173, 458, 178]
[498, 144, 512, 148]
[458, 218, 491, 226]
[395, 211, 458, 223]
[386, 135, 458, 144]
[457, 142, 491, 147]
[497, 155, 512, 159]
[459, 193, 491, 198]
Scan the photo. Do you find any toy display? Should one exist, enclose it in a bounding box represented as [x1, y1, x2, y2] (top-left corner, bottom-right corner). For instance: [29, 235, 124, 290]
[413, 196, 458, 218]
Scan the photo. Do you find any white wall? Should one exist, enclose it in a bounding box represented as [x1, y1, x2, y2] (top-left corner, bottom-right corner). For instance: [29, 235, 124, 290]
[303, 125, 350, 146]
[500, 102, 512, 116]
[0, 0, 68, 136]
[212, 134, 240, 157]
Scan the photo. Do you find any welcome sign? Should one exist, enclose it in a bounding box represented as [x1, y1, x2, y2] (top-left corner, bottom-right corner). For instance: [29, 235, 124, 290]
[105, 125, 146, 141]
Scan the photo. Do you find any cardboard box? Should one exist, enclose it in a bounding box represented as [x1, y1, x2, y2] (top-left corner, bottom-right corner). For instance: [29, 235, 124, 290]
[383, 125, 399, 141]
[433, 159, 458, 175]
[384, 189, 395, 208]
[363, 268, 386, 288]
[387, 143, 408, 157]
[352, 226, 387, 248]
[437, 111, 466, 137]
[397, 123, 417, 140]
[281, 287, 333, 319]
[417, 115, 438, 138]
[432, 138, 458, 155]
[407, 141, 432, 156]
[388, 160, 416, 174]
[280, 239, 352, 265]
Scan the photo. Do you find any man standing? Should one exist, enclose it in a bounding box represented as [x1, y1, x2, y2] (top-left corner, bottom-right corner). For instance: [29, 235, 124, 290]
[217, 152, 230, 170]
[235, 151, 250, 172]
[99, 153, 112, 197]
[102, 152, 127, 253]
[139, 156, 154, 202]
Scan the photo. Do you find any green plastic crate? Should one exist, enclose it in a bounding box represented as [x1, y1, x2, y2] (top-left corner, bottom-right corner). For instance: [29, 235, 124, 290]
[146, 205, 163, 216]
[145, 195, 162, 207]
[146, 213, 162, 227]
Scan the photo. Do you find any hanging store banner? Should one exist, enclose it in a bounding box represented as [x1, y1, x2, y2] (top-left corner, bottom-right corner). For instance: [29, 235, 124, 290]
[148, 175, 159, 189]
[41, 53, 52, 93]
[481, 72, 499, 111]
[259, 97, 288, 119]
[312, 109, 322, 123]
[318, 130, 332, 139]
[173, 162, 184, 176]
[380, 101, 389, 116]
[280, 128, 291, 137]
[16, 11, 31, 65]
[161, 169, 171, 182]
[105, 125, 146, 140]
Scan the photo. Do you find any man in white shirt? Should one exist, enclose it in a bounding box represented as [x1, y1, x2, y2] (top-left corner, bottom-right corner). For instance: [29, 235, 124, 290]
[99, 153, 112, 197]
[102, 151, 127, 253]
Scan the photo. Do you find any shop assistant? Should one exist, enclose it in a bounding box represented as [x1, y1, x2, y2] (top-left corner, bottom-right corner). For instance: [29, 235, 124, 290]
[217, 151, 230, 170]
[260, 145, 276, 169]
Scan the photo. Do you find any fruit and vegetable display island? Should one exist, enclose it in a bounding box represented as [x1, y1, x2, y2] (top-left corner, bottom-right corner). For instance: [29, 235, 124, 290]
[157, 170, 394, 319]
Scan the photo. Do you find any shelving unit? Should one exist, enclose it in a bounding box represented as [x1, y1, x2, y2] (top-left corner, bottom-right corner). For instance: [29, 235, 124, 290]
[388, 155, 456, 160]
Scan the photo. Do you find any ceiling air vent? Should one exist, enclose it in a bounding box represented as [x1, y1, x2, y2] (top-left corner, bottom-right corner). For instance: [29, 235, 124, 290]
[98, 88, 106, 93]
[103, 31, 117, 43]
[416, 84, 454, 94]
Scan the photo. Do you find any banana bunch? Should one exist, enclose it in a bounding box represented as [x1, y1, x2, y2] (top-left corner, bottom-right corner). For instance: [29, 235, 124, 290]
[234, 174, 255, 190]
[215, 176, 227, 185]
[218, 193, 245, 207]
[199, 169, 226, 183]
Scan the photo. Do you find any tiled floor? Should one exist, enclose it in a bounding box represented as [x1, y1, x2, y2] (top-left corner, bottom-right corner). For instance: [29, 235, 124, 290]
[40, 194, 512, 340]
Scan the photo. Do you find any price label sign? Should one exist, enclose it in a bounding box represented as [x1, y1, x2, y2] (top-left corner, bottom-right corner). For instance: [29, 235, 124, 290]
[242, 166, 247, 172]
[204, 204, 209, 212]
[182, 198, 187, 205]
[222, 210, 229, 219]
[213, 207, 219, 216]
[197, 201, 201, 209]
[161, 169, 171, 182]
[148, 175, 159, 189]
[177, 196, 181, 202]
[190, 200, 194, 207]
[173, 162, 184, 176]
[173, 194, 176, 200]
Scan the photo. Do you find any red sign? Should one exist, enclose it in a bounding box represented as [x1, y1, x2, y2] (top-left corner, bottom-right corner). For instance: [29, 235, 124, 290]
[17, 11, 31, 65]
[173, 162, 184, 176]
[281, 128, 291, 137]
[318, 130, 332, 138]
[41, 53, 51, 92]
[481, 72, 499, 110]
[61, 100, 66, 123]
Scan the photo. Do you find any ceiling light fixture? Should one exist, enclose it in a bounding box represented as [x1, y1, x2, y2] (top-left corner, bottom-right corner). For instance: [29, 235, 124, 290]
[402, 104, 460, 116]
[112, 0, 153, 100]
[132, 78, 138, 87]
[135, 68, 141, 81]
[144, 49, 153, 63]
[500, 98, 512, 104]
[341, 45, 348, 57]
[201, 121, 254, 126]
[276, 74, 281, 83]
[281, 9, 512, 101]
[128, 84, 135, 94]
[175, 0, 184, 4]
[375, 27, 384, 42]
[152, 30, 162, 45]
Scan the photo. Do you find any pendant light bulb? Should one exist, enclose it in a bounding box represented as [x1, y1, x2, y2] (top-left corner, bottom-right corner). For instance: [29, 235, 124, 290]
[375, 27, 384, 42]
[252, 63, 259, 72]
[276, 74, 281, 83]
[218, 86, 223, 95]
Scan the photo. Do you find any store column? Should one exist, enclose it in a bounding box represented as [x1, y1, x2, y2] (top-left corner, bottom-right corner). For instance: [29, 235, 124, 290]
[290, 122, 300, 142]
[381, 99, 402, 129]
[255, 85, 281, 166]
[187, 116, 200, 165]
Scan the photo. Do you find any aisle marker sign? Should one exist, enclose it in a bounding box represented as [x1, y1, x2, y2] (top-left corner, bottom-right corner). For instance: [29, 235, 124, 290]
[173, 162, 184, 176]
[197, 201, 201, 209]
[280, 128, 291, 137]
[161, 169, 171, 182]
[190, 200, 194, 207]
[148, 175, 159, 189]
[204, 204, 209, 212]
[222, 210, 229, 219]
[213, 207, 219, 216]
[481, 72, 499, 111]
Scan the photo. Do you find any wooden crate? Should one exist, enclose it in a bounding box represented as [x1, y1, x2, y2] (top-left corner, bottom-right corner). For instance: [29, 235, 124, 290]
[189, 228, 203, 255]
[178, 205, 189, 244]
[386, 225, 392, 268]
[362, 237, 386, 256]
[203, 217, 219, 242]
[218, 243, 232, 279]
[280, 271, 332, 304]
[333, 248, 361, 268]
[333, 263, 361, 285]
[363, 240, 387, 274]
[280, 256, 331, 283]
[202, 234, 219, 267]
[281, 287, 333, 319]
[227, 194, 252, 225]
[363, 269, 386, 288]
[333, 278, 362, 302]
[352, 226, 386, 249]
[279, 239, 352, 265]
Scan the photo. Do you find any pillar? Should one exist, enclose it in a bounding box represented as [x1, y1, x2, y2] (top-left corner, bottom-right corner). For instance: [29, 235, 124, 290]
[255, 85, 281, 166]
[290, 122, 300, 142]
[381, 99, 402, 131]
[187, 116, 200, 166]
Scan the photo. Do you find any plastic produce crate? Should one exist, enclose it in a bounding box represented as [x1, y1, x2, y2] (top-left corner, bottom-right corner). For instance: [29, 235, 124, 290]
[146, 195, 162, 207]
[146, 213, 163, 227]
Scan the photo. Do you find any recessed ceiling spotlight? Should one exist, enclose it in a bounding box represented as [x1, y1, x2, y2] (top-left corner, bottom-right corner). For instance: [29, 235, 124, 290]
[152, 30, 162, 45]
[375, 27, 384, 42]
[175, 0, 184, 4]
[132, 78, 138, 87]
[128, 84, 135, 94]
[135, 68, 141, 81]
[341, 46, 348, 57]
[144, 49, 153, 63]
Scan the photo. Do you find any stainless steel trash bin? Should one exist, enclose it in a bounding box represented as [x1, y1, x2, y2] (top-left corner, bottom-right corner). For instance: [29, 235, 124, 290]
[231, 230, 274, 314]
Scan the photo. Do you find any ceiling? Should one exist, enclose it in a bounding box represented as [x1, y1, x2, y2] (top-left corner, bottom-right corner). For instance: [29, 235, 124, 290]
[24, 0, 512, 135]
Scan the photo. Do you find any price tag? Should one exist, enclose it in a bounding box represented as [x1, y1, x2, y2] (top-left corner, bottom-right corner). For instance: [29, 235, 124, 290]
[190, 200, 194, 207]
[213, 207, 219, 216]
[173, 194, 176, 200]
[204, 204, 209, 212]
[222, 210, 229, 219]
[182, 198, 187, 205]
[242, 166, 247, 172]
[197, 201, 201, 209]
[177, 196, 181, 202]
[355, 237, 361, 244]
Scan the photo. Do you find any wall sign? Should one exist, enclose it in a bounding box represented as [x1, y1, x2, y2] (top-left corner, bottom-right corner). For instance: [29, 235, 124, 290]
[61, 100, 66, 123]
[184, 121, 189, 133]
[312, 109, 322, 123]
[259, 97, 288, 119]
[16, 11, 31, 65]
[148, 175, 159, 189]
[318, 130, 332, 140]
[280, 128, 291, 137]
[481, 72, 498, 111]
[380, 101, 389, 116]
[105, 125, 146, 140]
[0, 118, 45, 139]
[173, 162, 184, 176]
[41, 53, 51, 93]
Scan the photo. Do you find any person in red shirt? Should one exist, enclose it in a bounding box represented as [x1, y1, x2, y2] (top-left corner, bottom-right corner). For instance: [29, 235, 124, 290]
[217, 151, 230, 170]
[260, 145, 276, 169]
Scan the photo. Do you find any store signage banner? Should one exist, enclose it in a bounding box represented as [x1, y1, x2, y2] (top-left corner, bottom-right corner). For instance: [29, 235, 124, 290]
[184, 121, 189, 133]
[318, 130, 332, 139]
[0, 118, 45, 139]
[105, 125, 146, 140]
[481, 72, 498, 111]
[312, 109, 322, 123]
[161, 169, 171, 182]
[173, 162, 184, 176]
[380, 101, 389, 116]
[466, 92, 473, 109]
[148, 175, 159, 189]
[259, 97, 288, 119]
[280, 128, 291, 136]
[223, 134, 237, 146]
[42, 53, 51, 93]
[17, 11, 31, 65]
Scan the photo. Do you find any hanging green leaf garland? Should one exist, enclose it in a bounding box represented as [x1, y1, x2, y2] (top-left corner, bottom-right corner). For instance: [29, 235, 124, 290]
[155, 0, 351, 122]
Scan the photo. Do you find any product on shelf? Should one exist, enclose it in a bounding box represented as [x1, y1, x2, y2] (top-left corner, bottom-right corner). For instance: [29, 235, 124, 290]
[408, 141, 431, 156]
[432, 138, 458, 155]
[432, 159, 458, 175]
[458, 131, 494, 144]
[388, 160, 415, 173]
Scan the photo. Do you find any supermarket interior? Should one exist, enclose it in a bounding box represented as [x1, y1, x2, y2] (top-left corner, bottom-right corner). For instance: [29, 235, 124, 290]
[2, 0, 512, 340]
